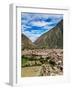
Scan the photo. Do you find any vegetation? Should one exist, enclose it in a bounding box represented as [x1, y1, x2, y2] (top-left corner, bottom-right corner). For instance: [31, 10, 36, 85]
[48, 60, 56, 66]
[21, 55, 29, 67]
[22, 55, 55, 67]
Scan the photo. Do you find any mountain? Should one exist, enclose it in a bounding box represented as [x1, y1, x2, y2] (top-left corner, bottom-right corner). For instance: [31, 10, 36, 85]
[21, 34, 36, 50]
[34, 20, 63, 49]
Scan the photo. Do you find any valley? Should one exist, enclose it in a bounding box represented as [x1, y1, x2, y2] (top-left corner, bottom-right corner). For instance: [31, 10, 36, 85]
[21, 19, 63, 77]
[21, 49, 63, 77]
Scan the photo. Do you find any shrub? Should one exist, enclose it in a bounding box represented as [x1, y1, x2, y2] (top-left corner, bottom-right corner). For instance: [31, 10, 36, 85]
[48, 60, 56, 66]
[46, 56, 51, 60]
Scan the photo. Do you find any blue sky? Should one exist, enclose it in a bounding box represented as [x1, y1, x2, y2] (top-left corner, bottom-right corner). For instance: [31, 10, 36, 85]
[21, 13, 63, 42]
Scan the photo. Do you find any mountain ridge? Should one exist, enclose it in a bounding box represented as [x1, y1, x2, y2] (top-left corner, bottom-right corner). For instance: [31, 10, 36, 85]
[22, 19, 63, 49]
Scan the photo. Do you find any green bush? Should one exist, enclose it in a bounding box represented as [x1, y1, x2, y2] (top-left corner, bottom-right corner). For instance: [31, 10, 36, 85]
[46, 56, 51, 60]
[21, 55, 29, 67]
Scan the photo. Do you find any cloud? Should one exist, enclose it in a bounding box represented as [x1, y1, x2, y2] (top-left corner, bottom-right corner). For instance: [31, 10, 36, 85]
[31, 21, 48, 27]
[21, 12, 63, 42]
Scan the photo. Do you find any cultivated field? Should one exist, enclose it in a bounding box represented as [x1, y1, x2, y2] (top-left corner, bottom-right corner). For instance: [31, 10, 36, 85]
[21, 49, 63, 77]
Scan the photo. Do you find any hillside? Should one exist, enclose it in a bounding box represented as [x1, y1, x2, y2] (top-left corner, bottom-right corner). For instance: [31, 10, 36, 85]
[21, 34, 36, 50]
[34, 20, 63, 49]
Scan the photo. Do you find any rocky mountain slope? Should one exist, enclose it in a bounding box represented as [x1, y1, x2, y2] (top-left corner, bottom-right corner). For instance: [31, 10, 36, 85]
[34, 20, 63, 49]
[21, 34, 36, 50]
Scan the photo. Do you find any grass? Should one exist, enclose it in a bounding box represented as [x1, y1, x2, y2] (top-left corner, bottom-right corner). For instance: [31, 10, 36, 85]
[21, 55, 29, 67]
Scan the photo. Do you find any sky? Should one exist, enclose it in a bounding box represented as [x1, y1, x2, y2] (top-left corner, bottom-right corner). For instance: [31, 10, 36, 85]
[21, 13, 63, 42]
